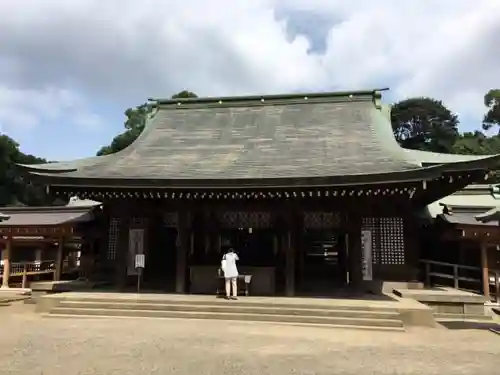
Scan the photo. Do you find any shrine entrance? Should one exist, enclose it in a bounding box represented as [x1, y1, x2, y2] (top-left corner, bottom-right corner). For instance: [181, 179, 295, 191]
[297, 212, 349, 296]
[216, 210, 280, 295]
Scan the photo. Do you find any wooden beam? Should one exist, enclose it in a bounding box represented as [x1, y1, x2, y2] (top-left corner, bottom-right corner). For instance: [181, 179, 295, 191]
[481, 242, 490, 301]
[1, 237, 12, 288]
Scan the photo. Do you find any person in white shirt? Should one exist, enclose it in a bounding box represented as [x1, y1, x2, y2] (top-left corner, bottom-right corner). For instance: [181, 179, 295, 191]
[221, 248, 239, 300]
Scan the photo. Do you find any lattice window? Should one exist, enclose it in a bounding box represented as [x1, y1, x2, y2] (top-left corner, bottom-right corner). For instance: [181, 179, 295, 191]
[107, 218, 120, 260]
[361, 217, 405, 265]
[218, 211, 271, 228]
[131, 217, 148, 228]
[303, 212, 341, 229]
[361, 217, 379, 264]
[163, 213, 178, 228]
[379, 217, 405, 265]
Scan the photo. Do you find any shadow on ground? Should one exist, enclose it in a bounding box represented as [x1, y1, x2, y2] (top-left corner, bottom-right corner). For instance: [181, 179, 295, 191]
[438, 320, 500, 333]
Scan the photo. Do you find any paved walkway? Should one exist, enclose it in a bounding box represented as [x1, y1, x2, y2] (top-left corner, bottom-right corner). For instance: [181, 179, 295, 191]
[0, 304, 499, 375]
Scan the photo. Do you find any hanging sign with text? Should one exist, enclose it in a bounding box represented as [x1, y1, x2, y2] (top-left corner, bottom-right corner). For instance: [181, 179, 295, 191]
[361, 230, 373, 281]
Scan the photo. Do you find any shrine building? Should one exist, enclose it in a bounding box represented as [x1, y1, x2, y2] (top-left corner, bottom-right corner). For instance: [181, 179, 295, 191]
[16, 89, 500, 296]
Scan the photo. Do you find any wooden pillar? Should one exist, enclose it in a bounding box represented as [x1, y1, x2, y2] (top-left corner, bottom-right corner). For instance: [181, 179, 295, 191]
[115, 216, 130, 290]
[404, 214, 420, 281]
[176, 210, 189, 293]
[54, 237, 65, 281]
[21, 264, 28, 289]
[1, 237, 12, 288]
[284, 207, 296, 297]
[348, 215, 362, 290]
[284, 231, 295, 296]
[481, 242, 490, 301]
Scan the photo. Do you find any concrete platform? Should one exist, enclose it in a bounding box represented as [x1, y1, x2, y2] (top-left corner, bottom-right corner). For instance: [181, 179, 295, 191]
[394, 287, 488, 304]
[393, 287, 491, 320]
[0, 288, 31, 305]
[30, 280, 108, 292]
[0, 287, 31, 297]
[36, 291, 437, 330]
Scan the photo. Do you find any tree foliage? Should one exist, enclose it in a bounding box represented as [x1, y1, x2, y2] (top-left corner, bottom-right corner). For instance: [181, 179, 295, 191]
[96, 103, 153, 156]
[391, 97, 459, 153]
[96, 90, 198, 156]
[171, 90, 198, 99]
[482, 89, 500, 131]
[452, 131, 500, 155]
[0, 134, 50, 206]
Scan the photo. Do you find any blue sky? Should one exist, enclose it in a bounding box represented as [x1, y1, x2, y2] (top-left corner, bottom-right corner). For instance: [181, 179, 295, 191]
[1, 0, 499, 161]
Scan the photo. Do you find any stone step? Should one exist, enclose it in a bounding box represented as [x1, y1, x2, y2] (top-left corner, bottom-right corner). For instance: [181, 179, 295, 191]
[48, 307, 405, 329]
[434, 313, 494, 322]
[43, 313, 404, 332]
[55, 296, 399, 312]
[58, 301, 401, 320]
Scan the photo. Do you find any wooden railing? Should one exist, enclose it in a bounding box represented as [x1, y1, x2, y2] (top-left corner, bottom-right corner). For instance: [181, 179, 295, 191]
[0, 261, 58, 288]
[420, 259, 500, 301]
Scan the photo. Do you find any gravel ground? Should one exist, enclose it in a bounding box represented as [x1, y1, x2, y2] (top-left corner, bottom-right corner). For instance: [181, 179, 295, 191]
[0, 306, 499, 375]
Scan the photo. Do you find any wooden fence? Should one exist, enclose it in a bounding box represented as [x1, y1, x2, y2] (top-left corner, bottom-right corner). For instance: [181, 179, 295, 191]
[0, 261, 58, 288]
[420, 259, 500, 301]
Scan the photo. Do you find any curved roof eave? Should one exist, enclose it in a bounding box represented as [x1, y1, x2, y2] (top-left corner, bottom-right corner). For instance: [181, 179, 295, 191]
[15, 107, 161, 173]
[22, 161, 484, 189]
[475, 206, 500, 223]
[403, 149, 498, 165]
[17, 155, 109, 173]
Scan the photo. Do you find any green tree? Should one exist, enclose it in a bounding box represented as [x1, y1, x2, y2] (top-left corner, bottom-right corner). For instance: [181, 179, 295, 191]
[452, 131, 500, 155]
[97, 90, 198, 156]
[0, 134, 49, 206]
[391, 97, 459, 153]
[171, 90, 198, 99]
[482, 89, 500, 131]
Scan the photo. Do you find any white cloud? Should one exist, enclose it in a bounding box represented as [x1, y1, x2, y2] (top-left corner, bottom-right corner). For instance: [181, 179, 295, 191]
[0, 0, 499, 141]
[0, 85, 104, 135]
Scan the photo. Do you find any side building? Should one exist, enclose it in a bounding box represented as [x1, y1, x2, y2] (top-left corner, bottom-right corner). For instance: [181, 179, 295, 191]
[17, 90, 500, 296]
[423, 184, 500, 299]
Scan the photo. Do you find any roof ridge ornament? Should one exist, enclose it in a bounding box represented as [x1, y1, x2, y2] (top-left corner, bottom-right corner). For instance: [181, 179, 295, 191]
[372, 88, 389, 109]
[149, 88, 390, 107]
[491, 184, 500, 198]
[439, 203, 453, 215]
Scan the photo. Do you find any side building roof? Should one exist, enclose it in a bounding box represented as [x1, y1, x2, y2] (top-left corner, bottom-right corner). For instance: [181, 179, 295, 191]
[0, 205, 96, 228]
[18, 89, 500, 188]
[425, 183, 500, 227]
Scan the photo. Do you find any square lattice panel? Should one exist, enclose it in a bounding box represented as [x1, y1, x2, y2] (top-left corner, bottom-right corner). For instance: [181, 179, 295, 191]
[303, 212, 341, 229]
[361, 217, 405, 265]
[107, 218, 120, 260]
[379, 217, 405, 265]
[218, 211, 271, 228]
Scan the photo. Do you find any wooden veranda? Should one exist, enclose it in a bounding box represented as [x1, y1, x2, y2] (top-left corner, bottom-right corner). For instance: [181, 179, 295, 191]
[0, 204, 99, 288]
[435, 207, 500, 301]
